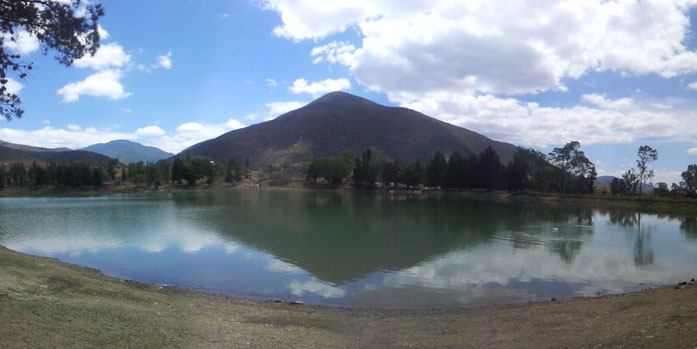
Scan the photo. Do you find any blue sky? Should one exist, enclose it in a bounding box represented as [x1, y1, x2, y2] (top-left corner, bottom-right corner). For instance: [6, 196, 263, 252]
[2, 0, 697, 184]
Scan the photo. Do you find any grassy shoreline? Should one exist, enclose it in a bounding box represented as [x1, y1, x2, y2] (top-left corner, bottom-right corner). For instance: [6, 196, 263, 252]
[1, 245, 696, 347]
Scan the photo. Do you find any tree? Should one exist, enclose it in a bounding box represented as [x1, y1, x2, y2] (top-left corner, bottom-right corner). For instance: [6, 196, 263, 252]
[505, 148, 531, 192]
[224, 159, 242, 183]
[548, 141, 595, 193]
[635, 145, 658, 195]
[424, 151, 448, 188]
[352, 147, 386, 188]
[305, 157, 349, 185]
[477, 146, 504, 190]
[107, 159, 117, 180]
[653, 182, 670, 197]
[171, 157, 185, 184]
[446, 152, 466, 189]
[1, 0, 104, 120]
[399, 160, 423, 188]
[682, 164, 697, 198]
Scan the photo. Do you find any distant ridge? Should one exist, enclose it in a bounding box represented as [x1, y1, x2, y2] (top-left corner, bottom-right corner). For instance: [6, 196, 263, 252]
[81, 140, 173, 164]
[181, 91, 518, 165]
[0, 145, 113, 166]
[596, 175, 654, 192]
[0, 139, 71, 152]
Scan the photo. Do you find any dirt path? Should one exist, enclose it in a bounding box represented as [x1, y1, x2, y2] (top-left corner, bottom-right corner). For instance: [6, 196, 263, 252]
[1, 246, 696, 348]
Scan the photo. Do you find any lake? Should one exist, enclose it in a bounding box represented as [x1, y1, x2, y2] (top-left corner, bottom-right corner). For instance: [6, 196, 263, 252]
[0, 189, 695, 308]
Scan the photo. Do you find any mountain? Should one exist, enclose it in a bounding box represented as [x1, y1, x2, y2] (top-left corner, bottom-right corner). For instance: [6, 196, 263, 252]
[0, 145, 114, 166]
[81, 140, 173, 164]
[181, 92, 518, 165]
[0, 139, 71, 152]
[595, 175, 654, 192]
[596, 176, 615, 185]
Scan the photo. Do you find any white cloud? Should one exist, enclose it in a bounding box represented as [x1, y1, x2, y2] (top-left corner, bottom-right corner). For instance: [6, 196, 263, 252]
[73, 43, 131, 70]
[289, 78, 351, 96]
[224, 118, 245, 130]
[688, 82, 697, 90]
[245, 113, 258, 120]
[97, 24, 110, 40]
[687, 147, 697, 155]
[57, 69, 132, 103]
[150, 118, 246, 153]
[0, 117, 246, 155]
[0, 126, 136, 150]
[157, 51, 173, 70]
[135, 125, 166, 137]
[310, 41, 356, 65]
[1, 30, 39, 55]
[653, 171, 683, 185]
[265, 1, 697, 86]
[401, 93, 692, 147]
[265, 101, 307, 119]
[264, 0, 697, 146]
[266, 78, 278, 86]
[4, 78, 23, 95]
[581, 94, 633, 111]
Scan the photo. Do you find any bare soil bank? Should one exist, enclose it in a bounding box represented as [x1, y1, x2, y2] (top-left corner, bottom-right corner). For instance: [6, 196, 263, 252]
[1, 246, 696, 348]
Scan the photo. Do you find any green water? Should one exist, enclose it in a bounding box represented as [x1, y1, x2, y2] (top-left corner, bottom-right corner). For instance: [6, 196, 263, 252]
[0, 189, 695, 308]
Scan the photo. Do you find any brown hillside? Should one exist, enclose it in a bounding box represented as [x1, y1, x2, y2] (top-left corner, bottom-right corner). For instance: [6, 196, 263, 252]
[181, 92, 518, 165]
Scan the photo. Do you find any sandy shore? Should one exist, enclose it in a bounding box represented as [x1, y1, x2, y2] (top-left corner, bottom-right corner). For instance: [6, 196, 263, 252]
[1, 246, 696, 348]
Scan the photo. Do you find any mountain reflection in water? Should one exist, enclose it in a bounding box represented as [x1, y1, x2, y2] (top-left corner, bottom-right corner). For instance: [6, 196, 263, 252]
[0, 190, 695, 308]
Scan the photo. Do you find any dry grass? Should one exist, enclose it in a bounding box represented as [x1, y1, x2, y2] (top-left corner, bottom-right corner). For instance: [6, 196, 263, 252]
[2, 246, 697, 348]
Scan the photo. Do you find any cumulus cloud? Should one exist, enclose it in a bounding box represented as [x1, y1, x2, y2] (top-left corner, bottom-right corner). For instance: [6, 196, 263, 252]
[157, 51, 173, 70]
[401, 93, 692, 147]
[97, 24, 109, 40]
[289, 78, 351, 97]
[263, 0, 697, 146]
[4, 78, 23, 95]
[266, 78, 278, 86]
[581, 94, 633, 111]
[688, 82, 697, 90]
[150, 118, 246, 153]
[265, 101, 307, 119]
[0, 117, 247, 154]
[1, 30, 39, 55]
[0, 126, 136, 150]
[687, 147, 697, 155]
[224, 119, 245, 130]
[73, 43, 131, 70]
[135, 125, 166, 137]
[310, 41, 356, 65]
[57, 69, 132, 103]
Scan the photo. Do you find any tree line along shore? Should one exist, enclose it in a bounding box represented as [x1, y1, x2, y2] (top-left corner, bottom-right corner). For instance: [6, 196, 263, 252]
[2, 141, 696, 203]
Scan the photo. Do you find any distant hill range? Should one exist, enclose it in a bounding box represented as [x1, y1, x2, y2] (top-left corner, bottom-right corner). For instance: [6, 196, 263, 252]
[81, 140, 173, 164]
[180, 92, 518, 165]
[0, 140, 71, 152]
[596, 175, 654, 192]
[0, 144, 113, 167]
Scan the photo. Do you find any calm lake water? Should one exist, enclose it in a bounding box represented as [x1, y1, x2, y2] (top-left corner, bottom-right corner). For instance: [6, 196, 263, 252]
[1, 189, 696, 308]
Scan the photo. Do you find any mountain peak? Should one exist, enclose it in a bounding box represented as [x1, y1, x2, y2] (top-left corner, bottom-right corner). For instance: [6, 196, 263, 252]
[306, 91, 379, 108]
[81, 140, 173, 163]
[182, 93, 518, 166]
